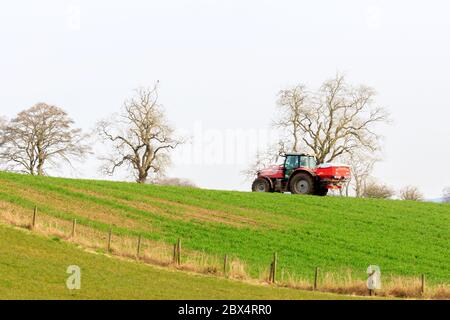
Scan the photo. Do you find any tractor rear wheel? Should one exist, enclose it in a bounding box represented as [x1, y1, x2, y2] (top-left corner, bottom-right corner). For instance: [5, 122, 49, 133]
[289, 173, 315, 195]
[252, 178, 271, 193]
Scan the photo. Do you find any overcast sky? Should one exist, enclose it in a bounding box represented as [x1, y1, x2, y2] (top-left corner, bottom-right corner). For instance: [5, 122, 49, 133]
[1, 0, 449, 198]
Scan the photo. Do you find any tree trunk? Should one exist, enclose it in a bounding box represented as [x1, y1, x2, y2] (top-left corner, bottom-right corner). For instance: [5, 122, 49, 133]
[355, 178, 363, 197]
[37, 145, 44, 176]
[137, 170, 148, 184]
[293, 134, 299, 153]
[316, 155, 325, 165]
[37, 160, 44, 176]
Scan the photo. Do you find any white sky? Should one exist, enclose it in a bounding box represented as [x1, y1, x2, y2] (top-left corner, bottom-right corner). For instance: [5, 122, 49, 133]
[1, 0, 449, 198]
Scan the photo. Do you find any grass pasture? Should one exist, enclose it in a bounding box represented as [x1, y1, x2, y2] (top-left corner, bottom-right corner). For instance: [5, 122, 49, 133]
[0, 223, 352, 300]
[0, 171, 449, 298]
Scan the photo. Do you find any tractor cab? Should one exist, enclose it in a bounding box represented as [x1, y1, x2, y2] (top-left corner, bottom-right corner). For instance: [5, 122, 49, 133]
[283, 153, 317, 179]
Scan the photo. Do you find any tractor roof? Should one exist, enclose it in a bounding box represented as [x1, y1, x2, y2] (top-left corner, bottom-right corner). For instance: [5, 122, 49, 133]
[284, 152, 315, 157]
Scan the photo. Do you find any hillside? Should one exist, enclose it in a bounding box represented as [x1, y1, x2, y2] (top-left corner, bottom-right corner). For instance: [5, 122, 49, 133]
[0, 171, 449, 296]
[0, 223, 350, 299]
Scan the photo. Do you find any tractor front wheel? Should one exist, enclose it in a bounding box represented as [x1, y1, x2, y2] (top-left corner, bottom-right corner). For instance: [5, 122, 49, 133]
[252, 178, 271, 193]
[290, 173, 315, 195]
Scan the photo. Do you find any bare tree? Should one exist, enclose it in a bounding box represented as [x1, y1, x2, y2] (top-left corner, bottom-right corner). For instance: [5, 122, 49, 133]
[362, 180, 394, 199]
[0, 116, 6, 147]
[244, 74, 389, 182]
[0, 117, 6, 168]
[274, 85, 309, 153]
[274, 74, 389, 164]
[399, 186, 423, 201]
[344, 151, 379, 197]
[97, 85, 183, 184]
[443, 187, 450, 203]
[0, 104, 90, 175]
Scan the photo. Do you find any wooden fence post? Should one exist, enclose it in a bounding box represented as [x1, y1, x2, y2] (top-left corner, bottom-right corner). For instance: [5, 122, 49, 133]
[269, 262, 273, 283]
[270, 252, 277, 284]
[31, 206, 37, 229]
[272, 252, 278, 283]
[136, 235, 142, 259]
[421, 274, 425, 295]
[177, 238, 181, 265]
[71, 219, 77, 238]
[223, 254, 228, 277]
[107, 228, 112, 252]
[173, 244, 177, 263]
[314, 267, 319, 291]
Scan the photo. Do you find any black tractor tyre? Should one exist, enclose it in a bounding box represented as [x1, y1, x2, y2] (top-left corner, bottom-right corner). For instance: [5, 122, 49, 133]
[315, 187, 329, 196]
[252, 178, 271, 193]
[289, 173, 315, 195]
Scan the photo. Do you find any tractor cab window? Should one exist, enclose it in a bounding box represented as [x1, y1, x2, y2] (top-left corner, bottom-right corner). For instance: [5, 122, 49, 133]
[299, 156, 307, 168]
[299, 156, 317, 169]
[306, 156, 317, 168]
[284, 155, 299, 170]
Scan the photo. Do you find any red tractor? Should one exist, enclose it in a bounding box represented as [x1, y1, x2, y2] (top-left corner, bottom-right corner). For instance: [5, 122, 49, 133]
[251, 153, 350, 196]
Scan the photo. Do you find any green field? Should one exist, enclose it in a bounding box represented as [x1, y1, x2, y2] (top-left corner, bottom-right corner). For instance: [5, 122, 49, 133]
[0, 223, 354, 299]
[0, 171, 449, 288]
